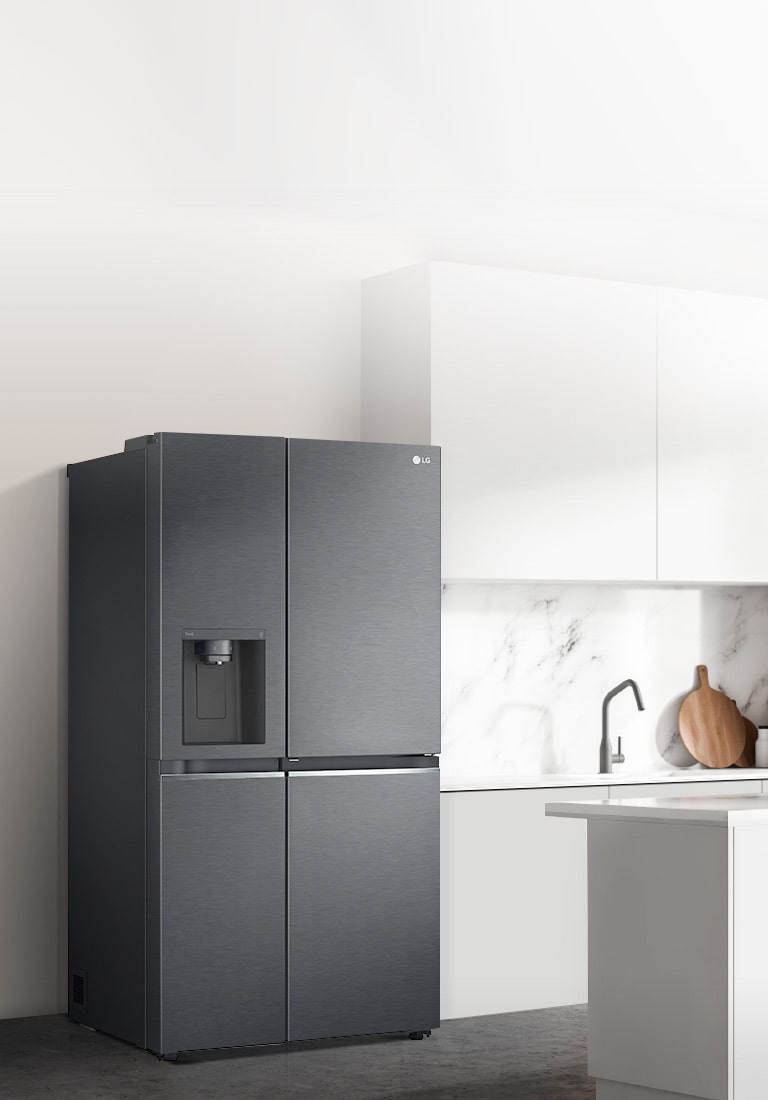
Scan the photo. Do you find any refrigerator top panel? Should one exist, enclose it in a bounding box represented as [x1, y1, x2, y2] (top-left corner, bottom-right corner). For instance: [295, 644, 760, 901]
[150, 433, 287, 761]
[287, 438, 440, 758]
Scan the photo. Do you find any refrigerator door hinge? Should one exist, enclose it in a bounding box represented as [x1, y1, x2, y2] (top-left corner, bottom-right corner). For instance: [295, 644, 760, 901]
[124, 434, 157, 452]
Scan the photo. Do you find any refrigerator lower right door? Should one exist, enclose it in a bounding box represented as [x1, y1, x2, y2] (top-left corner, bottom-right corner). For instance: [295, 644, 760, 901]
[288, 768, 440, 1042]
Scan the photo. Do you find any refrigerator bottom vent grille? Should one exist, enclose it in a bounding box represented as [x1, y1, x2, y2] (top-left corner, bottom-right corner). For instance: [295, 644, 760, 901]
[71, 971, 86, 1007]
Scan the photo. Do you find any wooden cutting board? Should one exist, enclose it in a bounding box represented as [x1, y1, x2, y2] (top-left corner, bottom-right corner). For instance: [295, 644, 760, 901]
[735, 712, 758, 768]
[678, 666, 746, 768]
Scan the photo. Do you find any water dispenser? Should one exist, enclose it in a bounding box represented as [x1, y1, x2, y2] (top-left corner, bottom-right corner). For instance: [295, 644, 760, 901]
[182, 630, 266, 745]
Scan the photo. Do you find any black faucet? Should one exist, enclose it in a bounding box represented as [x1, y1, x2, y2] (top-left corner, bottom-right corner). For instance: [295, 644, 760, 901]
[600, 679, 645, 773]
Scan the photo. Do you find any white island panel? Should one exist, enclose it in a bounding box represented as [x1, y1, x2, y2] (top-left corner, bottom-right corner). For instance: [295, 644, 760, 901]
[588, 819, 729, 1100]
[546, 795, 768, 1100]
[732, 826, 768, 1100]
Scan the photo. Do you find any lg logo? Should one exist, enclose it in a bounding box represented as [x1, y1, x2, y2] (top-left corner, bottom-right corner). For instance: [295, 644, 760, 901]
[412, 455, 431, 465]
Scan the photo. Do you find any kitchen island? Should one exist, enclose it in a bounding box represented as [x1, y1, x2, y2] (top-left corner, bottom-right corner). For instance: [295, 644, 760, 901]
[545, 795, 768, 1100]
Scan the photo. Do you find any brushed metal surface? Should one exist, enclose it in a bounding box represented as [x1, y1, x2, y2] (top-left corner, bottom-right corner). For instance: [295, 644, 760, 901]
[160, 774, 286, 1053]
[68, 450, 146, 1047]
[288, 439, 440, 757]
[145, 441, 162, 1049]
[158, 434, 286, 760]
[145, 764, 161, 1052]
[288, 770, 440, 1041]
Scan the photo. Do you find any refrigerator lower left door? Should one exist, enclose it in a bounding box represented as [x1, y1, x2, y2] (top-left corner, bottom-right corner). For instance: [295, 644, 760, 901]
[159, 774, 286, 1055]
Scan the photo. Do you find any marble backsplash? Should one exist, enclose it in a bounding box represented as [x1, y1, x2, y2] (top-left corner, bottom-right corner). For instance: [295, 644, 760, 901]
[440, 584, 768, 781]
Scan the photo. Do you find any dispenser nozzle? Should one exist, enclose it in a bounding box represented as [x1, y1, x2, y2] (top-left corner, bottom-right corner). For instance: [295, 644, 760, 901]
[194, 639, 233, 665]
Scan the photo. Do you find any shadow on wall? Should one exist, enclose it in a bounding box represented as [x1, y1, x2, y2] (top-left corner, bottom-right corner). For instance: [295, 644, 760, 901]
[699, 587, 768, 724]
[655, 681, 698, 767]
[0, 467, 68, 1016]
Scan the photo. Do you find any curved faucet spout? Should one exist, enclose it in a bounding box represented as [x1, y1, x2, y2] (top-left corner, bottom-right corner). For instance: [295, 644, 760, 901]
[600, 679, 645, 773]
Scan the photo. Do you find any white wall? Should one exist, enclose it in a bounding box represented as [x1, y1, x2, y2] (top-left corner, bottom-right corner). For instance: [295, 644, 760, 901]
[4, 2, 768, 298]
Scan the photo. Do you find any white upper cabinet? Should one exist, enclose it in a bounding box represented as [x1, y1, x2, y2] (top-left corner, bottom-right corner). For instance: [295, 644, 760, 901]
[658, 289, 768, 583]
[363, 262, 657, 581]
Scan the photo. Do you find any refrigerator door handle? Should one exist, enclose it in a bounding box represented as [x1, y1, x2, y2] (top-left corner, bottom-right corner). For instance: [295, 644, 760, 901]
[288, 769, 436, 778]
[161, 772, 284, 780]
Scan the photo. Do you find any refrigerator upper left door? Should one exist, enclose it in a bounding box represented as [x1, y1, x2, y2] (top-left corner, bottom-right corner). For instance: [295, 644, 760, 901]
[150, 434, 287, 760]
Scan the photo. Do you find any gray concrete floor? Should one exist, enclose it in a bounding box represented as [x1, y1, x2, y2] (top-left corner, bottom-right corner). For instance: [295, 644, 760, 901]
[0, 1006, 593, 1099]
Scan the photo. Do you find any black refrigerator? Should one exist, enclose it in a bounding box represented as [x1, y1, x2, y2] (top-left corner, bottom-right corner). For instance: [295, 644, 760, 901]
[68, 433, 440, 1058]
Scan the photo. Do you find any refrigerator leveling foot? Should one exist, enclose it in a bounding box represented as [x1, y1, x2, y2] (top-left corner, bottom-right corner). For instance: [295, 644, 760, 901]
[408, 1030, 432, 1040]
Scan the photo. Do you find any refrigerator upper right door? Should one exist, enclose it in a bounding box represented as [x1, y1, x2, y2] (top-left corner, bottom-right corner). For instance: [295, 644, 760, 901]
[288, 439, 440, 757]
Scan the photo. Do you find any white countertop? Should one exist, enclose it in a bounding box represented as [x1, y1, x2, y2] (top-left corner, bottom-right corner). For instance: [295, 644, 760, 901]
[545, 793, 768, 826]
[440, 768, 768, 792]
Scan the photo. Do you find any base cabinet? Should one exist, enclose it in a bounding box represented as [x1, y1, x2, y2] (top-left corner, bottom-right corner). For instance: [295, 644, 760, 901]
[440, 786, 602, 1019]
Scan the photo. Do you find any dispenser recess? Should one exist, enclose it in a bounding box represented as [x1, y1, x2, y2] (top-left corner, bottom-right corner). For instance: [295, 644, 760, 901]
[181, 629, 266, 746]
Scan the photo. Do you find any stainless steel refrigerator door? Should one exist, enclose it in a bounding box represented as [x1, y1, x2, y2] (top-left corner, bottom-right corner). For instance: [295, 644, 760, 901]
[288, 769, 440, 1041]
[159, 774, 286, 1054]
[288, 439, 440, 757]
[156, 433, 286, 760]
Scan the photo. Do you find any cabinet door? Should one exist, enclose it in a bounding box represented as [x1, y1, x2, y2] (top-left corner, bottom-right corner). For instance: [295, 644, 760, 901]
[159, 774, 286, 1054]
[658, 289, 768, 582]
[431, 264, 657, 581]
[441, 786, 601, 1019]
[288, 439, 440, 757]
[288, 770, 439, 1041]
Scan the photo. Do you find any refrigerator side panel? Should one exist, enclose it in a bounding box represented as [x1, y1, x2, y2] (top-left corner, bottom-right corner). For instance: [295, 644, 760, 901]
[289, 770, 440, 1041]
[288, 439, 440, 757]
[158, 433, 286, 760]
[145, 440, 162, 1049]
[160, 774, 286, 1054]
[68, 450, 146, 1047]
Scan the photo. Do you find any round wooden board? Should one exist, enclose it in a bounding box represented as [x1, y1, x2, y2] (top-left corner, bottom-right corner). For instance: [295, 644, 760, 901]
[678, 665, 746, 768]
[735, 713, 758, 768]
